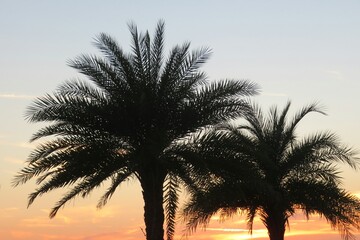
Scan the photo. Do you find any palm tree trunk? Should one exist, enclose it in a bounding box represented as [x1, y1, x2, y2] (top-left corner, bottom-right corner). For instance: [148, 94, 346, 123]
[264, 210, 286, 240]
[140, 168, 166, 240]
[267, 224, 285, 240]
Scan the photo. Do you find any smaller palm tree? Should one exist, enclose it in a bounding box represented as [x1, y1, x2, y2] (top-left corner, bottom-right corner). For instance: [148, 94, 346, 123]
[182, 102, 360, 240]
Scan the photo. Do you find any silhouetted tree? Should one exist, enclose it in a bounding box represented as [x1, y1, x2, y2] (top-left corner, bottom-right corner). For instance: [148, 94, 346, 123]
[13, 21, 258, 240]
[182, 102, 360, 240]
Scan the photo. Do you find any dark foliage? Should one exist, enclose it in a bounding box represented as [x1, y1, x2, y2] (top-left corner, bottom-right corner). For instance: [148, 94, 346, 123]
[13, 21, 258, 240]
[182, 102, 360, 240]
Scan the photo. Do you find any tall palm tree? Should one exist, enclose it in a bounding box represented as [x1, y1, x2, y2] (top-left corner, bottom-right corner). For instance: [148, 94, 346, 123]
[12, 21, 258, 240]
[182, 102, 360, 240]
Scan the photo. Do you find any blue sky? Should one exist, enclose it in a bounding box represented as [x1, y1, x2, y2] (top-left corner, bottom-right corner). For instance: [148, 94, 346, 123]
[0, 1, 360, 239]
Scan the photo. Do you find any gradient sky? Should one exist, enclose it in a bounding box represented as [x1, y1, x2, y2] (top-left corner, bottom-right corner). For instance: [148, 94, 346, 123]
[1, 1, 360, 239]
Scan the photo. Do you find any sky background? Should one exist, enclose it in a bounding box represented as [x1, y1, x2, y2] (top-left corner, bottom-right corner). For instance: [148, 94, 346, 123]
[1, 1, 360, 239]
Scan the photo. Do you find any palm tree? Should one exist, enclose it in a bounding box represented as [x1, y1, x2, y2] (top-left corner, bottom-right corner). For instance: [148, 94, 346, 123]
[182, 102, 360, 240]
[12, 21, 258, 240]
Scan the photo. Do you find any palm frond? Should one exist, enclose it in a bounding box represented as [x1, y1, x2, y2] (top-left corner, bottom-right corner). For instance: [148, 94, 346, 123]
[31, 149, 126, 214]
[26, 92, 98, 124]
[150, 20, 165, 82]
[283, 132, 359, 173]
[246, 206, 257, 234]
[179, 47, 211, 83]
[281, 102, 325, 151]
[49, 166, 122, 218]
[181, 80, 257, 129]
[128, 21, 148, 82]
[158, 42, 191, 98]
[97, 169, 133, 208]
[164, 173, 180, 240]
[182, 192, 218, 235]
[58, 79, 108, 100]
[288, 180, 360, 240]
[239, 102, 265, 142]
[93, 33, 136, 89]
[67, 54, 119, 94]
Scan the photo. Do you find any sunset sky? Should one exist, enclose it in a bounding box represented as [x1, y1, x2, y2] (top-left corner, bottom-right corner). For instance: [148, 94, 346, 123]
[1, 1, 360, 239]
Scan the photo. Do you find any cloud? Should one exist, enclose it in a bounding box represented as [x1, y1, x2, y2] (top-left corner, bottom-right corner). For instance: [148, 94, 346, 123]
[0, 93, 36, 99]
[261, 92, 287, 97]
[82, 232, 121, 240]
[10, 230, 35, 239]
[206, 227, 266, 233]
[325, 70, 344, 81]
[181, 211, 355, 240]
[0, 141, 36, 149]
[186, 231, 268, 240]
[31, 204, 123, 228]
[21, 216, 62, 228]
[0, 207, 19, 216]
[4, 157, 25, 165]
[56, 205, 119, 223]
[81, 227, 145, 240]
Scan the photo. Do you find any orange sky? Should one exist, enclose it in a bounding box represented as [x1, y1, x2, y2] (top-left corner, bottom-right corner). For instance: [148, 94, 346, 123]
[2, 206, 360, 240]
[1, 181, 359, 240]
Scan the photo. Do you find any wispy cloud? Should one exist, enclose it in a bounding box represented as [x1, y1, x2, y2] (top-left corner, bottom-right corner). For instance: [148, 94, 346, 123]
[3, 157, 24, 165]
[325, 70, 344, 81]
[182, 212, 355, 240]
[9, 230, 35, 239]
[21, 215, 66, 228]
[0, 207, 19, 215]
[82, 232, 121, 240]
[0, 141, 36, 149]
[206, 227, 266, 233]
[0, 93, 36, 99]
[261, 92, 287, 97]
[186, 231, 268, 240]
